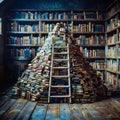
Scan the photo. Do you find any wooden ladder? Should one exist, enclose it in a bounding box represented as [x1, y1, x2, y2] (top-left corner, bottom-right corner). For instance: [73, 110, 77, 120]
[48, 43, 71, 103]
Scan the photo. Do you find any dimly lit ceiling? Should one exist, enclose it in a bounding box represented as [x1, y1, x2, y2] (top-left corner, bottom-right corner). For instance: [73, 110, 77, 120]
[0, 0, 113, 13]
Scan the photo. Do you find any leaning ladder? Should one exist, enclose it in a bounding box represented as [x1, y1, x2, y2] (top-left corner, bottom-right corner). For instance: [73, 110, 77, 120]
[48, 43, 71, 103]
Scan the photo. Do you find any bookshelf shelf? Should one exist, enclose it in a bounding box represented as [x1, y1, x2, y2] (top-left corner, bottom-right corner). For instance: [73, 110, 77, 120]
[106, 69, 117, 74]
[106, 0, 117, 11]
[116, 41, 120, 44]
[106, 69, 120, 75]
[107, 43, 116, 46]
[71, 19, 105, 22]
[6, 44, 41, 47]
[106, 10, 120, 21]
[81, 44, 105, 47]
[117, 72, 120, 75]
[105, 0, 120, 91]
[86, 57, 105, 59]
[106, 56, 119, 59]
[9, 31, 40, 34]
[106, 26, 120, 33]
[72, 32, 105, 34]
[41, 19, 71, 22]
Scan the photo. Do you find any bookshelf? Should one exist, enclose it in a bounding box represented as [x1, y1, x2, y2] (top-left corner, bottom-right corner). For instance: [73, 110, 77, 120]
[105, 0, 120, 91]
[72, 10, 105, 80]
[4, 9, 105, 81]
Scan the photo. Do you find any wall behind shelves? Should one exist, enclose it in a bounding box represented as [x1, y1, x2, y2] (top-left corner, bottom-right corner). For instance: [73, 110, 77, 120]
[0, 0, 113, 11]
[0, 35, 4, 88]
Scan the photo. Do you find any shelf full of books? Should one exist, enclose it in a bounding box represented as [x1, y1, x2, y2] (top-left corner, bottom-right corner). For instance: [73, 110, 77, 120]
[4, 9, 105, 81]
[7, 9, 104, 20]
[105, 0, 120, 91]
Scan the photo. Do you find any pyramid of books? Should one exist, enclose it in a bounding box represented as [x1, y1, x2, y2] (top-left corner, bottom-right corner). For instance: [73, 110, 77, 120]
[12, 22, 107, 103]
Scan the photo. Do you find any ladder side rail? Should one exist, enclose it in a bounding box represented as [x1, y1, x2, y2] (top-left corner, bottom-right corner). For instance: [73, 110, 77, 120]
[48, 44, 54, 103]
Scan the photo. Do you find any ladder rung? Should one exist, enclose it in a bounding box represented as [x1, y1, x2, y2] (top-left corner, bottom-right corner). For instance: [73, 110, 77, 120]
[51, 85, 70, 87]
[52, 67, 69, 69]
[50, 95, 71, 98]
[53, 52, 68, 54]
[53, 59, 69, 61]
[54, 46, 68, 48]
[52, 75, 70, 78]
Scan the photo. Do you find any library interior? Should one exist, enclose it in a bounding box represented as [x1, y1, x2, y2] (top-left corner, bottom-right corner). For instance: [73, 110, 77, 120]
[0, 0, 120, 119]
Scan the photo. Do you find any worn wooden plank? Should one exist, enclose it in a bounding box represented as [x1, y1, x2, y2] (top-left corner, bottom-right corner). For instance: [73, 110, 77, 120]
[93, 101, 115, 120]
[86, 104, 102, 120]
[0, 98, 16, 118]
[15, 101, 37, 120]
[112, 98, 120, 108]
[30, 104, 47, 120]
[45, 104, 60, 120]
[69, 104, 85, 120]
[60, 104, 72, 120]
[103, 99, 120, 119]
[78, 104, 95, 120]
[0, 98, 27, 120]
[93, 106, 106, 119]
[109, 99, 120, 115]
[0, 96, 10, 107]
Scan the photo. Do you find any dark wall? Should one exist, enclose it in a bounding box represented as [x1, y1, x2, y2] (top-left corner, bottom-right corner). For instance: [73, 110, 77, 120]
[0, 35, 3, 64]
[0, 35, 4, 88]
[1, 0, 113, 11]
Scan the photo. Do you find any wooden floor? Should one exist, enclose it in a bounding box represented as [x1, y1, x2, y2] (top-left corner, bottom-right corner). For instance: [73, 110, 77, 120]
[0, 95, 120, 120]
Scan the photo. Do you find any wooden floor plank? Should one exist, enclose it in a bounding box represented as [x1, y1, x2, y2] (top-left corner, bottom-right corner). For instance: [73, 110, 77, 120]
[104, 100, 120, 119]
[86, 104, 102, 120]
[60, 104, 72, 120]
[97, 99, 119, 120]
[93, 100, 114, 120]
[109, 99, 120, 116]
[15, 101, 37, 120]
[69, 104, 85, 120]
[45, 104, 60, 120]
[0, 99, 16, 118]
[0, 96, 10, 107]
[0, 95, 120, 120]
[78, 104, 96, 120]
[30, 104, 47, 120]
[0, 98, 27, 120]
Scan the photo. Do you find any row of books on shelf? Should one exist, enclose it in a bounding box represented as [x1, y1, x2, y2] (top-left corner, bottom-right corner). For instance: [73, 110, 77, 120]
[7, 36, 46, 45]
[41, 22, 59, 32]
[107, 33, 118, 44]
[106, 59, 118, 71]
[8, 11, 104, 20]
[89, 60, 105, 69]
[7, 48, 38, 58]
[107, 18, 120, 31]
[10, 22, 69, 33]
[73, 23, 104, 33]
[76, 35, 105, 45]
[107, 47, 120, 57]
[81, 48, 105, 57]
[10, 22, 104, 33]
[10, 22, 39, 32]
[106, 72, 117, 90]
